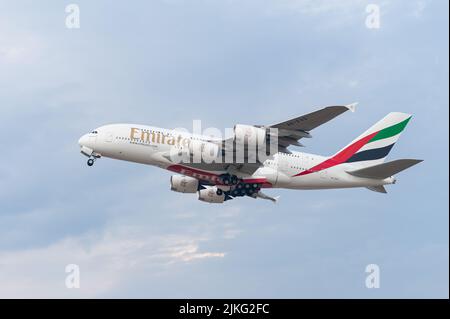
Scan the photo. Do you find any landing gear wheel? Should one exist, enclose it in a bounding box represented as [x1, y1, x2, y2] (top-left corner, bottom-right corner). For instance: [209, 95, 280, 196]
[221, 174, 231, 185]
[87, 158, 95, 167]
[216, 188, 223, 196]
[230, 175, 238, 185]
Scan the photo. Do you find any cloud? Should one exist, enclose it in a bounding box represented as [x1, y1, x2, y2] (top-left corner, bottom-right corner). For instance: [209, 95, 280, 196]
[0, 225, 226, 298]
[169, 244, 225, 262]
[0, 22, 44, 65]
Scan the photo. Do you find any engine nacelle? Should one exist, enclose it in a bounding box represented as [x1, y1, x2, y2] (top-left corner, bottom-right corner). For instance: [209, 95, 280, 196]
[170, 175, 199, 193]
[189, 140, 220, 162]
[234, 125, 266, 147]
[198, 187, 225, 204]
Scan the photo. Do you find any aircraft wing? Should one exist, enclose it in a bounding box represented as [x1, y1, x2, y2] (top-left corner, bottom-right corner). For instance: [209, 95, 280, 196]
[268, 104, 357, 152]
[201, 104, 358, 176]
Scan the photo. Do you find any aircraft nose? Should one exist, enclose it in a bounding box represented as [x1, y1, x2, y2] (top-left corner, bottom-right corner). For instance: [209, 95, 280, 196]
[78, 134, 89, 147]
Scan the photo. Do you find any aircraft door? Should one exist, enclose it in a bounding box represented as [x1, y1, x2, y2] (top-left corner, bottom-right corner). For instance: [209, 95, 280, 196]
[277, 153, 289, 174]
[105, 132, 114, 143]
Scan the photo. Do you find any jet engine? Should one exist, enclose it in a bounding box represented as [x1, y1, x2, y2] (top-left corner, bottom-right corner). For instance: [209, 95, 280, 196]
[198, 187, 225, 204]
[234, 125, 266, 146]
[170, 175, 199, 193]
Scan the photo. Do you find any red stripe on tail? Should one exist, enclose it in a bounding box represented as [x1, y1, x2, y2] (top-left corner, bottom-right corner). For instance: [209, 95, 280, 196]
[294, 131, 379, 177]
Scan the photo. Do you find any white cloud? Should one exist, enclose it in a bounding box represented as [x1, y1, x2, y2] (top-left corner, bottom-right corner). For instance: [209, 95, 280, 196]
[168, 244, 225, 262]
[0, 225, 225, 298]
[0, 24, 44, 65]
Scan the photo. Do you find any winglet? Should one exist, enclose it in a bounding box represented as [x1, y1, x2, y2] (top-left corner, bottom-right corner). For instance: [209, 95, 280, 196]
[345, 102, 358, 113]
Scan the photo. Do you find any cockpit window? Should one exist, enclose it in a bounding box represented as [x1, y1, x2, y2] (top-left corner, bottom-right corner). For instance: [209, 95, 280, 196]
[91, 131, 98, 134]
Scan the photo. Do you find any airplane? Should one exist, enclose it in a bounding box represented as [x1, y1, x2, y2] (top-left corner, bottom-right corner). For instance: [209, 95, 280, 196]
[78, 104, 422, 203]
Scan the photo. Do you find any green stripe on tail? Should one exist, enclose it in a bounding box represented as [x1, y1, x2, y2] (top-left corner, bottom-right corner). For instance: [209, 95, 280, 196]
[369, 116, 412, 143]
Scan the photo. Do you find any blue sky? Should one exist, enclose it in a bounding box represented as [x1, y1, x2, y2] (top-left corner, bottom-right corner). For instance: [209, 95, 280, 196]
[0, 0, 448, 298]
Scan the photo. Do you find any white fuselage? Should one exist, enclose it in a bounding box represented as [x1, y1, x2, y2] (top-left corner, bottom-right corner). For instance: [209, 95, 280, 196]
[78, 124, 395, 190]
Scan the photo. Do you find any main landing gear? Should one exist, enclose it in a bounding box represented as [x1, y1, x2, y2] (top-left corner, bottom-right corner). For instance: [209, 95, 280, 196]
[230, 183, 260, 197]
[216, 173, 261, 199]
[219, 173, 240, 186]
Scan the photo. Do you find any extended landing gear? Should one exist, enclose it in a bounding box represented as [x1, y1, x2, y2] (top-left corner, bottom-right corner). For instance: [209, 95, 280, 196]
[87, 156, 100, 167]
[220, 173, 240, 186]
[218, 173, 262, 200]
[228, 182, 260, 198]
[81, 148, 100, 167]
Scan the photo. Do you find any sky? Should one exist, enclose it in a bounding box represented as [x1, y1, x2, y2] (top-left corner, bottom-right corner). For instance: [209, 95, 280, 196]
[0, 0, 448, 298]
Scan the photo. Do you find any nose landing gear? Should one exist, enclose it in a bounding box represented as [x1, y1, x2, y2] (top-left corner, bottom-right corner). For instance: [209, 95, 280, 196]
[86, 154, 101, 167]
[80, 147, 101, 167]
[87, 158, 95, 167]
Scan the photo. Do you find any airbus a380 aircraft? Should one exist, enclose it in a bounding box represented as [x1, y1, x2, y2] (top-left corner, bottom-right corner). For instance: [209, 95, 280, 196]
[78, 105, 422, 203]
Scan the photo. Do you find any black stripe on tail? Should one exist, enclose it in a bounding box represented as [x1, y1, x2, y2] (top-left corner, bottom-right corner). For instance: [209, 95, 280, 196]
[346, 144, 395, 163]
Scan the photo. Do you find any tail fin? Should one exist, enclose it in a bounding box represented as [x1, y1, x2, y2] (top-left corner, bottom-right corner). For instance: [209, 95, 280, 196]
[332, 112, 412, 167]
[347, 159, 423, 179]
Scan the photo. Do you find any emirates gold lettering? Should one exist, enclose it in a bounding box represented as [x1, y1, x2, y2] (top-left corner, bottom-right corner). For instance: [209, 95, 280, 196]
[141, 131, 151, 142]
[129, 128, 190, 147]
[130, 127, 139, 140]
[167, 136, 175, 145]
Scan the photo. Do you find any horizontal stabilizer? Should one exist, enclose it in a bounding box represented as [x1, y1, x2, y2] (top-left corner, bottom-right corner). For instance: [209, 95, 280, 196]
[256, 191, 280, 203]
[366, 185, 387, 194]
[347, 159, 423, 179]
